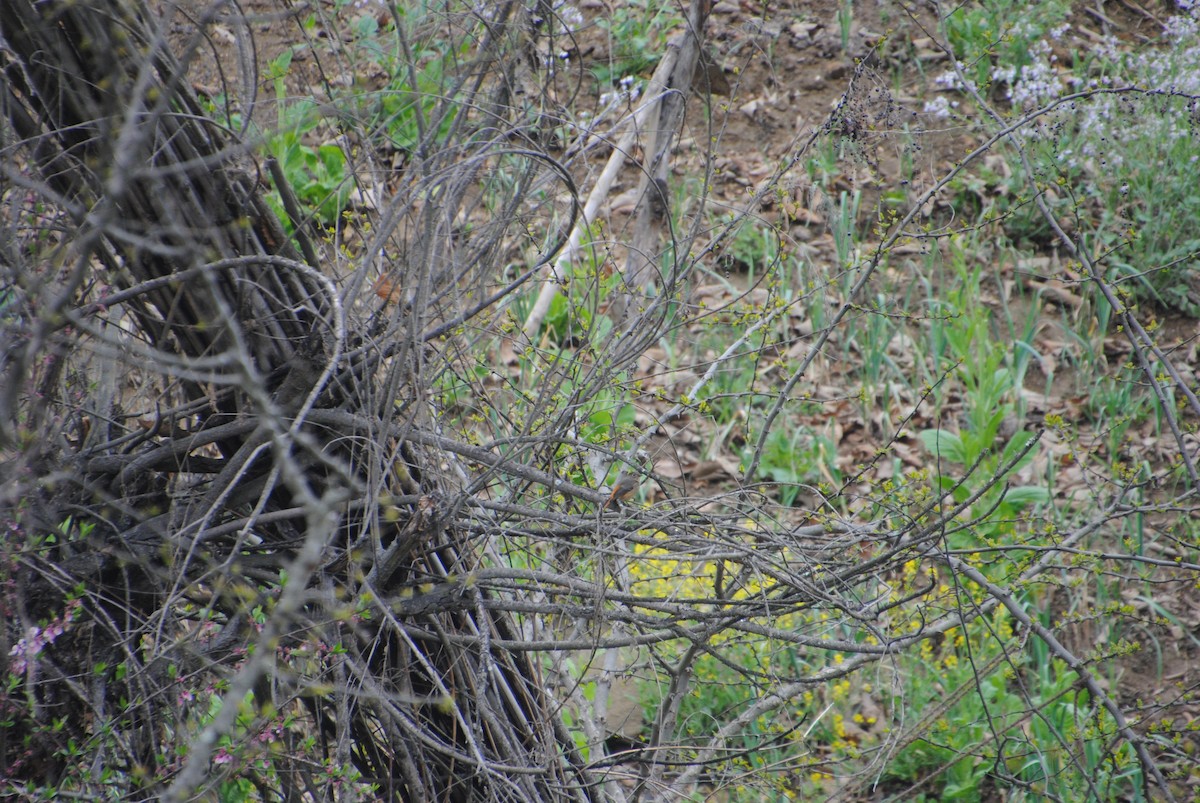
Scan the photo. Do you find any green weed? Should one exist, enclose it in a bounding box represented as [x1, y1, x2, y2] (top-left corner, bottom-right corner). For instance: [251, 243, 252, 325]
[259, 50, 353, 230]
[593, 0, 683, 84]
[941, 0, 1070, 94]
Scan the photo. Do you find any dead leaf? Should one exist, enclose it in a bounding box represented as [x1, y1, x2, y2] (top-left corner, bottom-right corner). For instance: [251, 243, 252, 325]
[689, 458, 740, 484]
[1026, 278, 1084, 309]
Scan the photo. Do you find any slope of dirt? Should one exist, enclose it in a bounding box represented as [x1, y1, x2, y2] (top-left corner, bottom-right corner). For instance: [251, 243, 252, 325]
[149, 0, 1200, 795]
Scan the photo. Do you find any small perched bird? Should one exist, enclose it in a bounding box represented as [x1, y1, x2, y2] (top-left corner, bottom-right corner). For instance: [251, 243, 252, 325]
[602, 473, 640, 510]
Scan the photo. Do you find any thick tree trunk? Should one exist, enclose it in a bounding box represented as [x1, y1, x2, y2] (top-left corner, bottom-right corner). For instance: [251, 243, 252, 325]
[0, 2, 594, 800]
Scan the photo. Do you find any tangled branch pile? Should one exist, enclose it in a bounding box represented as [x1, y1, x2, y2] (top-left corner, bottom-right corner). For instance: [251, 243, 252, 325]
[2, 0, 1198, 801]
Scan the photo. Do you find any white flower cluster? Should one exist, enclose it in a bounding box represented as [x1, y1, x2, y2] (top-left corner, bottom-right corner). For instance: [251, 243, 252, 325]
[995, 41, 1064, 109]
[532, 0, 584, 34]
[534, 1, 584, 67]
[923, 95, 959, 119]
[598, 74, 641, 110]
[933, 63, 976, 94]
[1050, 12, 1198, 176]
